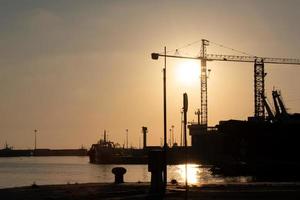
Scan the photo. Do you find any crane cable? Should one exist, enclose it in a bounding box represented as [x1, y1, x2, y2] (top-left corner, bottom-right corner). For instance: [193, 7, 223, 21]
[159, 39, 202, 54]
[158, 39, 255, 57]
[209, 40, 255, 57]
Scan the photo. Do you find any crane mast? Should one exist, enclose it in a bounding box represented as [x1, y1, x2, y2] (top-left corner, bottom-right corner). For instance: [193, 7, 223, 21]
[254, 59, 265, 118]
[200, 39, 209, 125]
[151, 40, 300, 127]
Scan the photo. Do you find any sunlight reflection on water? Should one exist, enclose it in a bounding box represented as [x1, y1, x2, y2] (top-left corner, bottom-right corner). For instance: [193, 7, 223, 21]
[168, 164, 252, 186]
[168, 164, 199, 185]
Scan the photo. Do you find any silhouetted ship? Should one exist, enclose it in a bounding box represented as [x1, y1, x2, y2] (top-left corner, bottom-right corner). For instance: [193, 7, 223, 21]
[88, 140, 148, 164]
[189, 90, 300, 180]
[88, 129, 190, 164]
[88, 130, 148, 164]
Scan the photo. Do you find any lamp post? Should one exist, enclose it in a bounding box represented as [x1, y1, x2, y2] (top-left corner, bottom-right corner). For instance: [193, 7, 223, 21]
[162, 47, 167, 189]
[34, 129, 38, 150]
[181, 110, 183, 146]
[171, 125, 174, 145]
[151, 46, 168, 192]
[169, 128, 172, 147]
[126, 129, 128, 149]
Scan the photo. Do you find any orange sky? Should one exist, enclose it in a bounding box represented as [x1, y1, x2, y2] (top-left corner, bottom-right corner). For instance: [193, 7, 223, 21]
[1, 0, 300, 149]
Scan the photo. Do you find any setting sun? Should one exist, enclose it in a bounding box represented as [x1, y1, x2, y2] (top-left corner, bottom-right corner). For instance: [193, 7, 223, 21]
[176, 60, 200, 86]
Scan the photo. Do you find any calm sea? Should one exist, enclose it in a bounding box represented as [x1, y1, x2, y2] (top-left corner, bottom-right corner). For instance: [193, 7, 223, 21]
[0, 156, 250, 188]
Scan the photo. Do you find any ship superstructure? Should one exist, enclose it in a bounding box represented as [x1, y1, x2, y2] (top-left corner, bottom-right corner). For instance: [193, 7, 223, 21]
[189, 90, 300, 178]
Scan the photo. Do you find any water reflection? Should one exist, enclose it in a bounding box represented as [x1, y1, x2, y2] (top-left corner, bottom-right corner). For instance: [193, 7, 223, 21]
[175, 164, 199, 185]
[0, 157, 252, 188]
[168, 164, 252, 186]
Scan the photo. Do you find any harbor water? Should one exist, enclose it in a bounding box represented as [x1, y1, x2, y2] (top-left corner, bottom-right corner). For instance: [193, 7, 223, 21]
[0, 156, 251, 188]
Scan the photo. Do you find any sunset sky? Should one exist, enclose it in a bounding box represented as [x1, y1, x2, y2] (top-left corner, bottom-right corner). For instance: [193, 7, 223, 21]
[1, 0, 300, 149]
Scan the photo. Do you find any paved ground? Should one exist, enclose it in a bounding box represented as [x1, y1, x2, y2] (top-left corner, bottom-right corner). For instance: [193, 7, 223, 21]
[1, 182, 300, 200]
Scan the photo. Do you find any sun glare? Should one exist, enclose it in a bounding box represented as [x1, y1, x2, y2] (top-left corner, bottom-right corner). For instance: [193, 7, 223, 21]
[176, 60, 200, 86]
[177, 164, 199, 185]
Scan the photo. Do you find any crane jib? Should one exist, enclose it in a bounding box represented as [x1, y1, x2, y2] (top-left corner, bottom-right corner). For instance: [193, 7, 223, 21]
[151, 49, 300, 123]
[152, 52, 300, 65]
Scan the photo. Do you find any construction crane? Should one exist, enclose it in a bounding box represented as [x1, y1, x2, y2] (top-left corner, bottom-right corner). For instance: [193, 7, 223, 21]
[151, 39, 300, 127]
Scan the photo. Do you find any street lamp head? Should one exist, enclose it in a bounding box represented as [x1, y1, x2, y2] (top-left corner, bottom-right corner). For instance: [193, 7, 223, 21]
[151, 53, 159, 60]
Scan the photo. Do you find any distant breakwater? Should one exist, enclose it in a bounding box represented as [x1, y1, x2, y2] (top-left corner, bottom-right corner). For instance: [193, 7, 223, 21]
[0, 148, 87, 157]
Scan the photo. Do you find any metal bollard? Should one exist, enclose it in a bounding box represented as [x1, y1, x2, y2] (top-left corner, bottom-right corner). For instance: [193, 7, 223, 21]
[112, 167, 127, 184]
[148, 150, 164, 195]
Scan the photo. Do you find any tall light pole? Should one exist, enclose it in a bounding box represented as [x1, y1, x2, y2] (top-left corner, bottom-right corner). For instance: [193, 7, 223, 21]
[34, 129, 38, 150]
[171, 125, 174, 145]
[180, 110, 183, 146]
[151, 46, 168, 191]
[126, 129, 128, 149]
[163, 47, 167, 189]
[169, 128, 172, 147]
